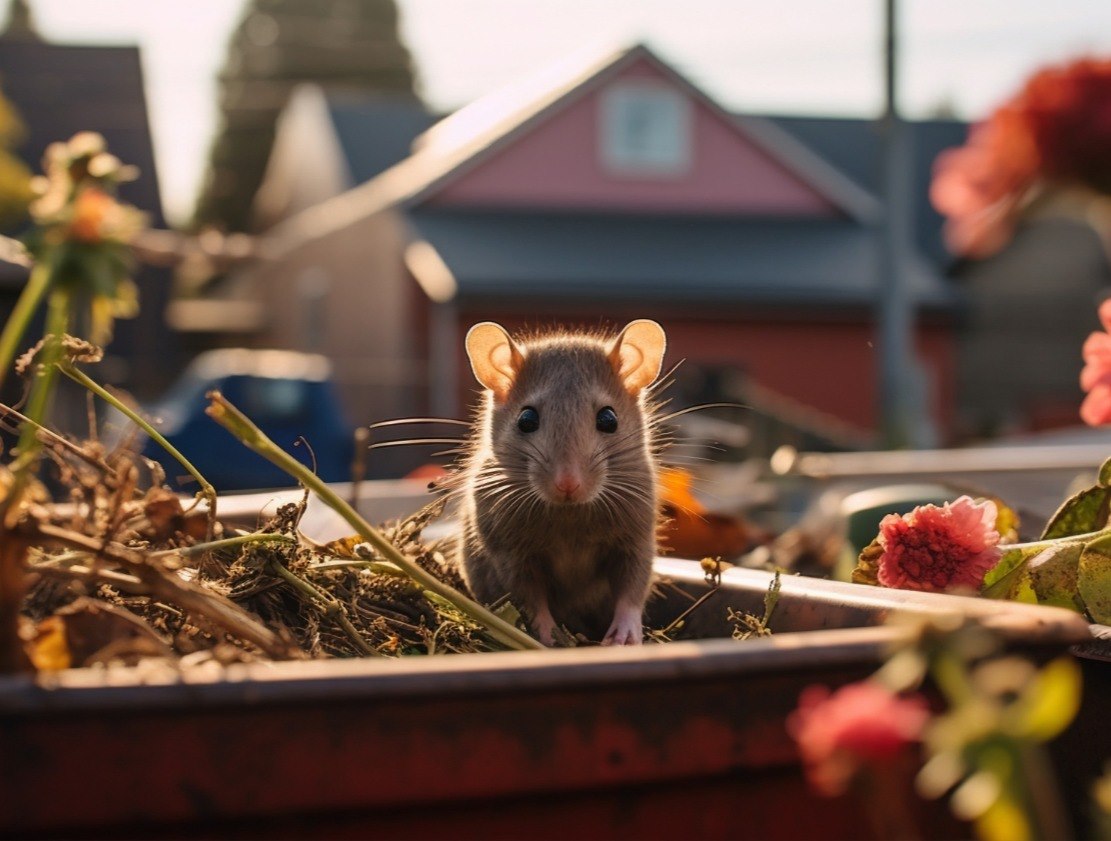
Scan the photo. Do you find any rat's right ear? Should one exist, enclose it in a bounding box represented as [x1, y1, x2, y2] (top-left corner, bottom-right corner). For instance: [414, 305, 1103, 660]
[465, 322, 524, 402]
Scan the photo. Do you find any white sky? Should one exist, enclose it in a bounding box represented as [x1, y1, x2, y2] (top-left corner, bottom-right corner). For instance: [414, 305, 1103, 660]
[21, 0, 1111, 226]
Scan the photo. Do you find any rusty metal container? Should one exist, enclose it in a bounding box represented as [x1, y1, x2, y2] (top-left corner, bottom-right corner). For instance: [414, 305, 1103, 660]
[0, 560, 1093, 839]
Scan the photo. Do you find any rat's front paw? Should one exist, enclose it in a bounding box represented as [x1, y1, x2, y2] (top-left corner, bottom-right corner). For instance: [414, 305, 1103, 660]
[601, 608, 643, 646]
[531, 608, 558, 647]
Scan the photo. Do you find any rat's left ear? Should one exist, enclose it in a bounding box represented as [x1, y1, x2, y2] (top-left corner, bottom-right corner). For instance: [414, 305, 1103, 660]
[466, 321, 524, 402]
[607, 319, 666, 395]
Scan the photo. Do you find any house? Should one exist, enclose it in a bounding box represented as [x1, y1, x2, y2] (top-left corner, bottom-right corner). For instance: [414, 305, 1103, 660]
[0, 15, 174, 401]
[181, 43, 962, 461]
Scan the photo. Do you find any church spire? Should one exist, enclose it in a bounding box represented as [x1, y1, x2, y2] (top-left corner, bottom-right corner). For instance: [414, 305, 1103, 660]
[1, 0, 42, 42]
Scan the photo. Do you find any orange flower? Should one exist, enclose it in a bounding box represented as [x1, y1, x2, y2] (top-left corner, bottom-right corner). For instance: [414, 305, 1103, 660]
[67, 187, 114, 243]
[931, 56, 1111, 257]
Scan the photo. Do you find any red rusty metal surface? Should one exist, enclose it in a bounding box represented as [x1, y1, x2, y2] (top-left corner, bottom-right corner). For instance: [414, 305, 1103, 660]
[0, 562, 1092, 839]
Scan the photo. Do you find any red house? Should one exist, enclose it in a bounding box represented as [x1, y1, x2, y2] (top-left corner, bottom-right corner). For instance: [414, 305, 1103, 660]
[193, 44, 958, 458]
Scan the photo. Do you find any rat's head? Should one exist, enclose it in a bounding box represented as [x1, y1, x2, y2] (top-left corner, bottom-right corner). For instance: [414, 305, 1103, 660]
[466, 320, 666, 506]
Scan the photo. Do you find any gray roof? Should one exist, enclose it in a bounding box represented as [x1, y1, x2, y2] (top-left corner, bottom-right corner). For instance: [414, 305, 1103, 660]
[407, 209, 959, 309]
[0, 40, 165, 227]
[315, 94, 969, 276]
[767, 116, 969, 267]
[324, 92, 436, 185]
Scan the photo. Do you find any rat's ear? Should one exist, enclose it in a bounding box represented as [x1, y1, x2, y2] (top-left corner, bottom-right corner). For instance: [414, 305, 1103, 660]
[607, 319, 666, 395]
[465, 322, 524, 402]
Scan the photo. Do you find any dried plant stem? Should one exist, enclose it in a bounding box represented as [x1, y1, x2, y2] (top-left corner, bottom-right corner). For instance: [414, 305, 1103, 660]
[206, 391, 543, 651]
[150, 532, 297, 561]
[26, 521, 295, 659]
[58, 362, 217, 540]
[268, 557, 382, 657]
[0, 289, 69, 673]
[309, 559, 404, 576]
[0, 402, 117, 476]
[32, 561, 149, 595]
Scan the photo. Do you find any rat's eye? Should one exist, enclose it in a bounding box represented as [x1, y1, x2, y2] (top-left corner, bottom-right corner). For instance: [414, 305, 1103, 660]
[517, 406, 540, 433]
[596, 407, 618, 433]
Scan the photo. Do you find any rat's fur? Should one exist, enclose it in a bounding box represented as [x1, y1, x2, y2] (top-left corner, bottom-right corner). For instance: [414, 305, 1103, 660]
[456, 324, 665, 645]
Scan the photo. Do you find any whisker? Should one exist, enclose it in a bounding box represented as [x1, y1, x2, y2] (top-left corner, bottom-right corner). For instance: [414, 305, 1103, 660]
[368, 417, 470, 429]
[367, 438, 463, 450]
[656, 402, 749, 422]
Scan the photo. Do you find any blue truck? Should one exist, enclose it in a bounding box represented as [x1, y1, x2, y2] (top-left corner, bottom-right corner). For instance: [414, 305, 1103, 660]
[141, 349, 354, 492]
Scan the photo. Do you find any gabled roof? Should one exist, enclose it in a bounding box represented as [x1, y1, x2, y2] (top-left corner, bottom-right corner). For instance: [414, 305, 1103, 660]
[400, 43, 878, 218]
[269, 43, 880, 248]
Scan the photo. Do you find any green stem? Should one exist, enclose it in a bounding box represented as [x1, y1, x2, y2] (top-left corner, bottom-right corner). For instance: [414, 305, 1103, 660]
[149, 532, 297, 560]
[2, 289, 69, 524]
[0, 260, 52, 391]
[308, 559, 405, 576]
[268, 556, 382, 657]
[58, 362, 217, 538]
[206, 391, 543, 651]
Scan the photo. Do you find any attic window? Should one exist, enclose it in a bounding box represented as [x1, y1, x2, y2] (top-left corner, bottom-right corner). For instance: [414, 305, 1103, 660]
[599, 82, 691, 177]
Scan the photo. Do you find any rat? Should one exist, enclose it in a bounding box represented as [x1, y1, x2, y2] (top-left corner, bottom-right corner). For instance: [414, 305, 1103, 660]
[455, 319, 667, 646]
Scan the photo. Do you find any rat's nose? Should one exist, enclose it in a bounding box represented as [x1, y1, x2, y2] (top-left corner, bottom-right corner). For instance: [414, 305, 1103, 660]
[554, 473, 582, 500]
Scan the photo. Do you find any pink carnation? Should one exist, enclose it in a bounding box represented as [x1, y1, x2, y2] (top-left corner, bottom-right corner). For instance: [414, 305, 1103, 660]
[1080, 299, 1111, 426]
[876, 496, 1002, 593]
[787, 681, 929, 796]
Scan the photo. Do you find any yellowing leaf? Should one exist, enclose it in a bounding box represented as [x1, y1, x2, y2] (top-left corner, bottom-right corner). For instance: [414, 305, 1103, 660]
[992, 499, 1021, 544]
[975, 792, 1031, 841]
[852, 538, 882, 586]
[1042, 485, 1111, 540]
[1079, 533, 1111, 624]
[320, 534, 365, 559]
[26, 616, 71, 672]
[1006, 657, 1082, 742]
[1027, 544, 1082, 611]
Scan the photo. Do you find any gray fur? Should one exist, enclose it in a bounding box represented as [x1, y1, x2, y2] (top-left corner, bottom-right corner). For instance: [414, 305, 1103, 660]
[457, 330, 659, 642]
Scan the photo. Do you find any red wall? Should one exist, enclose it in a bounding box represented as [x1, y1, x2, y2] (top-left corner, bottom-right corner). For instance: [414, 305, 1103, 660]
[452, 305, 955, 439]
[428, 58, 841, 217]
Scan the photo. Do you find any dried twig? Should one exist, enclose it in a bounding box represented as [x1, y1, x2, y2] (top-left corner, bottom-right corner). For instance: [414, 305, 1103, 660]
[268, 557, 382, 657]
[206, 392, 543, 651]
[23, 521, 297, 659]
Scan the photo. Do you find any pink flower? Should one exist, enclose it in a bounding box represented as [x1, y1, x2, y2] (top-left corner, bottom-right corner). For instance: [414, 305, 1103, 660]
[877, 496, 1002, 593]
[1081, 299, 1111, 426]
[787, 681, 930, 796]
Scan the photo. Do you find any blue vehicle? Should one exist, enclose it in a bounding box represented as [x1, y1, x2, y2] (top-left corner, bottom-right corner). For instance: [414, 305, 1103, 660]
[141, 349, 354, 492]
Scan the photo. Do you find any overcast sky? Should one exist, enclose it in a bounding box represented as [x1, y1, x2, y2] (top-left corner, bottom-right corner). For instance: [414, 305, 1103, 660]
[22, 0, 1111, 225]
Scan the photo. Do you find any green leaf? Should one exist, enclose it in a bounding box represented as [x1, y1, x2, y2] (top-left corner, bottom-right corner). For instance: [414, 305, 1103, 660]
[1078, 532, 1111, 624]
[982, 545, 1044, 598]
[1026, 544, 1083, 611]
[1041, 486, 1111, 540]
[1099, 457, 1111, 487]
[1006, 657, 1081, 742]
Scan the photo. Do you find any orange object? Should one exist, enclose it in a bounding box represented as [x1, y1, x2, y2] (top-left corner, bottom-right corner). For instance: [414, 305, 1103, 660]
[658, 467, 748, 559]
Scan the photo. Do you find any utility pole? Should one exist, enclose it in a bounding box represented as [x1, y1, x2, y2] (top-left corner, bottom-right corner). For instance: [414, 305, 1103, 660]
[877, 0, 933, 448]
